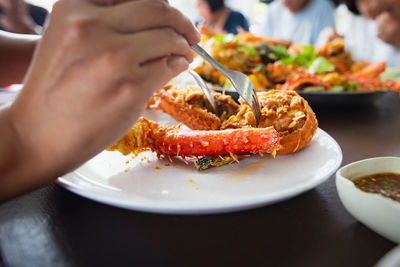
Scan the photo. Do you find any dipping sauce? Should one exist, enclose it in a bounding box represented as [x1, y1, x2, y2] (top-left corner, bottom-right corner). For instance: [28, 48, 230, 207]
[353, 173, 400, 202]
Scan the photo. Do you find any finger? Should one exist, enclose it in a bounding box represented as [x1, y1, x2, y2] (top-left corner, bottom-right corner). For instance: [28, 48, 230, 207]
[373, 0, 392, 14]
[376, 12, 394, 43]
[103, 0, 200, 45]
[384, 0, 400, 18]
[370, 1, 387, 18]
[139, 55, 189, 91]
[315, 27, 339, 49]
[84, 28, 192, 87]
[126, 27, 193, 65]
[89, 0, 167, 7]
[89, 0, 128, 6]
[375, 13, 400, 49]
[362, 0, 390, 19]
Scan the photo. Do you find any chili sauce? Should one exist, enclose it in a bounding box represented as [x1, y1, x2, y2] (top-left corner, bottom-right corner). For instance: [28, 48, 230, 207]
[353, 173, 400, 202]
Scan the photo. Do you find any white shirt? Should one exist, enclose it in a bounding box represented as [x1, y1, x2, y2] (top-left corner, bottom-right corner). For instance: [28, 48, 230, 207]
[254, 0, 335, 45]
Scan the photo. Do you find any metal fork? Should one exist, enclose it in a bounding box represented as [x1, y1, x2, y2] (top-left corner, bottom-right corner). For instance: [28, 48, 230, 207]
[191, 44, 261, 126]
[187, 69, 218, 115]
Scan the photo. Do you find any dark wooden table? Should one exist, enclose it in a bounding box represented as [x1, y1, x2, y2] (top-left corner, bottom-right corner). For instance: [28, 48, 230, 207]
[1, 92, 399, 267]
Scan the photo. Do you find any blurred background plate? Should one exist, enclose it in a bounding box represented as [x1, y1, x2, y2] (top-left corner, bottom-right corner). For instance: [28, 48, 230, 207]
[210, 86, 389, 110]
[297, 91, 389, 110]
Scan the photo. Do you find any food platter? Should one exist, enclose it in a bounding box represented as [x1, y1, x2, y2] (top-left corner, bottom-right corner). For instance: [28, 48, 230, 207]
[297, 90, 388, 109]
[191, 30, 399, 110]
[57, 109, 342, 215]
[210, 86, 388, 109]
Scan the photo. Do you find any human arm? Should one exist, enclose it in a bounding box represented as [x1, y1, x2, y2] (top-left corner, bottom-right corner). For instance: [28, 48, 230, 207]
[0, 30, 39, 86]
[0, 0, 200, 202]
[0, 0, 41, 34]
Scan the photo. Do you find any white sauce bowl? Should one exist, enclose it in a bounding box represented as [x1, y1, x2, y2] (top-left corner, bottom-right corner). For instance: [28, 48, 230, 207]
[336, 157, 400, 244]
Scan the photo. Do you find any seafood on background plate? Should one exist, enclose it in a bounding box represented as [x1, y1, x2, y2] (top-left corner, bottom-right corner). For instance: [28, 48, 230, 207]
[193, 29, 400, 93]
[193, 28, 291, 90]
[109, 85, 318, 170]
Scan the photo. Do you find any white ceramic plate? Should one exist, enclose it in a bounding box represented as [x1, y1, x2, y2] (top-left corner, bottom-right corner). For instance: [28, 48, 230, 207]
[58, 109, 342, 215]
[376, 246, 400, 267]
[336, 157, 400, 244]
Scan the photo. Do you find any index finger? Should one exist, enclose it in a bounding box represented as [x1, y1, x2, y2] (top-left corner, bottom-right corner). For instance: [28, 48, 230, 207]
[102, 0, 200, 45]
[89, 0, 168, 5]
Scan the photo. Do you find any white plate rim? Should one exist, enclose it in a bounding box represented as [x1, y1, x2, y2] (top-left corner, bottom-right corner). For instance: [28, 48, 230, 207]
[57, 128, 342, 215]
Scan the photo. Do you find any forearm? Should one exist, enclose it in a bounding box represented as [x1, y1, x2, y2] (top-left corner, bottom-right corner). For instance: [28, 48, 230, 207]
[0, 105, 27, 201]
[0, 0, 199, 203]
[0, 104, 53, 202]
[0, 31, 40, 86]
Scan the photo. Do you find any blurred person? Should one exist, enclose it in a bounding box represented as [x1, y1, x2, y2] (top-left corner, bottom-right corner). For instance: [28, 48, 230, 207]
[196, 0, 249, 34]
[254, 0, 335, 45]
[0, 0, 48, 34]
[0, 31, 38, 85]
[317, 0, 400, 70]
[0, 0, 200, 201]
[342, 0, 400, 49]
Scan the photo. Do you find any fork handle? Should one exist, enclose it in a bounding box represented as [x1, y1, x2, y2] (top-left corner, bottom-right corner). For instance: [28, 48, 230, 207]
[191, 44, 231, 78]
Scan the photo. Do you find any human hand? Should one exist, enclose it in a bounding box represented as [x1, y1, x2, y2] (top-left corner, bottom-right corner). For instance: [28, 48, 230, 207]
[356, 0, 400, 20]
[2, 0, 200, 199]
[0, 0, 38, 34]
[376, 11, 400, 50]
[315, 27, 342, 51]
[353, 0, 400, 49]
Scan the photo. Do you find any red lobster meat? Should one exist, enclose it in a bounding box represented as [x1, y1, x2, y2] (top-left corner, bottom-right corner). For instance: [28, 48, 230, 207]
[109, 117, 280, 158]
[110, 86, 317, 163]
[276, 62, 400, 92]
[148, 86, 318, 155]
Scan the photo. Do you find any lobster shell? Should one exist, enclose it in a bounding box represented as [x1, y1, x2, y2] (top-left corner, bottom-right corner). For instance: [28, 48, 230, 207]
[220, 90, 318, 154]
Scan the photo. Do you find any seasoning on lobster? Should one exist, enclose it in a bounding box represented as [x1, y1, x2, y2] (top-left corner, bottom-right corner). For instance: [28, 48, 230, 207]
[109, 117, 280, 160]
[110, 85, 318, 170]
